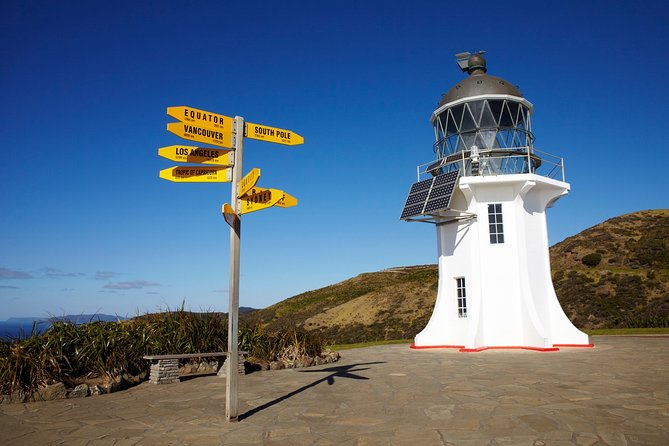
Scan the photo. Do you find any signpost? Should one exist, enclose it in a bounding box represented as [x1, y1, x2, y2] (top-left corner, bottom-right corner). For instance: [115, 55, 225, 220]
[275, 191, 298, 208]
[225, 116, 244, 422]
[167, 106, 234, 134]
[222, 203, 239, 229]
[237, 168, 261, 198]
[158, 106, 303, 422]
[240, 188, 297, 214]
[158, 145, 233, 165]
[159, 166, 232, 182]
[167, 122, 233, 148]
[245, 122, 304, 145]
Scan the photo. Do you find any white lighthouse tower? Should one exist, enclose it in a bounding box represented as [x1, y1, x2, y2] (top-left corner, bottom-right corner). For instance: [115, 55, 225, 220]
[401, 52, 591, 351]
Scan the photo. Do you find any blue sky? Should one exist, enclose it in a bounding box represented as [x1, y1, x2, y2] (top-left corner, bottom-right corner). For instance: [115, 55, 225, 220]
[1, 1, 667, 319]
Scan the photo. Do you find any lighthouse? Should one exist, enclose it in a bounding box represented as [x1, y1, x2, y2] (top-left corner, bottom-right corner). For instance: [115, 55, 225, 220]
[401, 52, 591, 351]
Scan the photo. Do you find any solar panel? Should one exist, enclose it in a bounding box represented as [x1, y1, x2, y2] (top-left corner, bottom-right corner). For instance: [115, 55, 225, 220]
[409, 178, 432, 194]
[405, 190, 429, 206]
[400, 204, 425, 219]
[400, 170, 459, 220]
[433, 172, 457, 186]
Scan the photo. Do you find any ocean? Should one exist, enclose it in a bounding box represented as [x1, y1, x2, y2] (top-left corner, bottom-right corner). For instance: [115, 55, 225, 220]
[0, 315, 124, 340]
[0, 321, 51, 340]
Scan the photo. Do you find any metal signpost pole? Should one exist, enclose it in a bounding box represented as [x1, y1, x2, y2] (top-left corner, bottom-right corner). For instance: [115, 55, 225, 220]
[226, 116, 244, 422]
[159, 106, 301, 421]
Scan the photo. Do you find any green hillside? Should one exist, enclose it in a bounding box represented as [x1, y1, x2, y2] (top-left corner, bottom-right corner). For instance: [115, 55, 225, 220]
[550, 209, 669, 329]
[243, 266, 439, 344]
[243, 209, 669, 344]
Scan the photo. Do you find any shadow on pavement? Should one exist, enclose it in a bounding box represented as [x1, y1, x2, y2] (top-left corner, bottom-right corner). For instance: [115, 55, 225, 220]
[239, 361, 385, 421]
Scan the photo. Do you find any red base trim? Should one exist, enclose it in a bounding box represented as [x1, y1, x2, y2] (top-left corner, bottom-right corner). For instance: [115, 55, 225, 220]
[459, 346, 559, 352]
[410, 342, 596, 352]
[553, 343, 595, 348]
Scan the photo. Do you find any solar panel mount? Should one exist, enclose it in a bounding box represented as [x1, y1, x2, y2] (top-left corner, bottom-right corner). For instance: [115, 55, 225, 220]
[400, 170, 460, 221]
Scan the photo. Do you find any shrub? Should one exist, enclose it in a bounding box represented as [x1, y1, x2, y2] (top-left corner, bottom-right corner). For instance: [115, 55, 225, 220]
[239, 323, 323, 362]
[623, 314, 669, 328]
[142, 308, 227, 355]
[634, 235, 669, 268]
[581, 253, 602, 267]
[0, 309, 324, 397]
[0, 336, 57, 396]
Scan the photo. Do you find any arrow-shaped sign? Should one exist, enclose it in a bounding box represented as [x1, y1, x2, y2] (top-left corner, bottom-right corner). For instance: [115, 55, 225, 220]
[158, 145, 234, 165]
[167, 122, 234, 148]
[239, 187, 298, 214]
[222, 203, 240, 229]
[245, 122, 304, 146]
[275, 192, 298, 208]
[167, 106, 234, 133]
[238, 168, 261, 198]
[159, 166, 232, 183]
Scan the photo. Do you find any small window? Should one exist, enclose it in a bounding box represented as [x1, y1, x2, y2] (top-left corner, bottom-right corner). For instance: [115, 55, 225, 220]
[488, 203, 504, 244]
[456, 277, 467, 318]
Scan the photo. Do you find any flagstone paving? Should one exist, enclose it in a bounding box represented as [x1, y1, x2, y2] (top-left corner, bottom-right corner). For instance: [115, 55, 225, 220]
[1, 336, 668, 445]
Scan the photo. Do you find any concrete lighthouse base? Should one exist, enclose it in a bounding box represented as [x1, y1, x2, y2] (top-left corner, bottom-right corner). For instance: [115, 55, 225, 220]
[413, 173, 591, 352]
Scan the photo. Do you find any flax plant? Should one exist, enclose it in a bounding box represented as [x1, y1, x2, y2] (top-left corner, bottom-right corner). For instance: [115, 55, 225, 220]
[0, 307, 324, 398]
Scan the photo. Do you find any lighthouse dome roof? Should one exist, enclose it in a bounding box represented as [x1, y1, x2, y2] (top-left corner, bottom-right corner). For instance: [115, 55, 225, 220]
[438, 73, 523, 108]
[438, 53, 523, 108]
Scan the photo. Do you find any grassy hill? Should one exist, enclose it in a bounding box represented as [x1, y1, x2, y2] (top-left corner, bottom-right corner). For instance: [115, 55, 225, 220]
[243, 266, 439, 344]
[243, 209, 669, 344]
[550, 209, 669, 329]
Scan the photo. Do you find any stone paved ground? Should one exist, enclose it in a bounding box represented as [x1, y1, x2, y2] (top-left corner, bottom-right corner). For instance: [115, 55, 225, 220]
[1, 336, 668, 445]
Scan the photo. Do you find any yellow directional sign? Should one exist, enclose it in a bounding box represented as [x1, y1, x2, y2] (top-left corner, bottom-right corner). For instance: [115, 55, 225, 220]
[239, 187, 298, 214]
[238, 168, 261, 198]
[159, 166, 232, 183]
[158, 145, 234, 165]
[167, 122, 233, 148]
[245, 122, 304, 146]
[275, 192, 298, 208]
[222, 203, 239, 229]
[167, 106, 234, 133]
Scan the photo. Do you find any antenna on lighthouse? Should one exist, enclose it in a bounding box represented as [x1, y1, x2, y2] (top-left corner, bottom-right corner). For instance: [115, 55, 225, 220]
[455, 51, 486, 72]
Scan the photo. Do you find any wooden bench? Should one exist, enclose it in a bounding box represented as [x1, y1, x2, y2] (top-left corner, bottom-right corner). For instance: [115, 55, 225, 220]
[143, 352, 248, 384]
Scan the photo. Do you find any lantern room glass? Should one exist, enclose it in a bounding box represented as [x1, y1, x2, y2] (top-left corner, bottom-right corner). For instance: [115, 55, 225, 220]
[433, 98, 534, 159]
